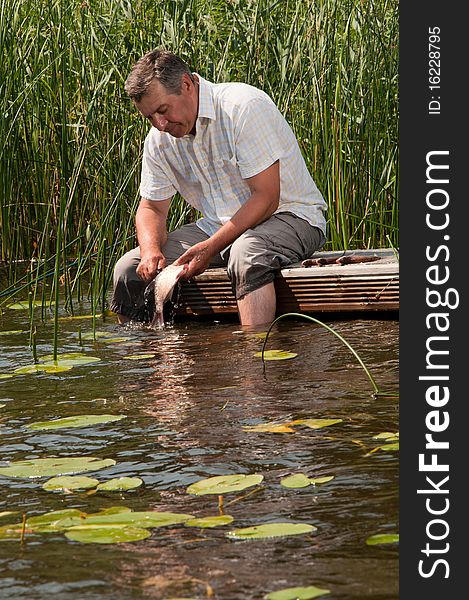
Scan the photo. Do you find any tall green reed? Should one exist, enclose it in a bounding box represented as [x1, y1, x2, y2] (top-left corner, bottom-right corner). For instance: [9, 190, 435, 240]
[0, 0, 398, 329]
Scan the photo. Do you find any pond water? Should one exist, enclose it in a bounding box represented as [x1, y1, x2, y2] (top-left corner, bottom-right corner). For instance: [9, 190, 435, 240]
[0, 305, 399, 600]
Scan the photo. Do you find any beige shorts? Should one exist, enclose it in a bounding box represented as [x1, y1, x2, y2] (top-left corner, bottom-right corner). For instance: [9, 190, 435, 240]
[111, 212, 325, 321]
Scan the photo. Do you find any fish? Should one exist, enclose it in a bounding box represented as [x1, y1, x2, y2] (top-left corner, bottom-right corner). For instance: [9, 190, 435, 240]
[145, 263, 187, 328]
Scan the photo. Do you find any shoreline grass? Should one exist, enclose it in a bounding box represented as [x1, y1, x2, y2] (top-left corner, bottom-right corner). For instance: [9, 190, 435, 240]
[1, 0, 398, 311]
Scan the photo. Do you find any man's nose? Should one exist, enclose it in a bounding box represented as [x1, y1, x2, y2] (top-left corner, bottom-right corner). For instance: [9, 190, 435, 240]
[152, 115, 168, 130]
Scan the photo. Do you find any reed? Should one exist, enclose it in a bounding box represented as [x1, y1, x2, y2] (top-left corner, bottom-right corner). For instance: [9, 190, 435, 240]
[0, 0, 398, 316]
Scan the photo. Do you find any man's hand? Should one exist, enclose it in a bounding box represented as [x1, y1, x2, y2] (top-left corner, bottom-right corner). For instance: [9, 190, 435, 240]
[136, 252, 166, 283]
[135, 197, 171, 282]
[173, 241, 213, 278]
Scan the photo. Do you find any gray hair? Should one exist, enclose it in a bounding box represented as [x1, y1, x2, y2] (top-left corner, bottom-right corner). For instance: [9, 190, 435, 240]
[124, 49, 194, 102]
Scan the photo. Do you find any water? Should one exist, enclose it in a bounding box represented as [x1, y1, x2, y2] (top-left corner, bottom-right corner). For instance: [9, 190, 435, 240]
[0, 306, 398, 599]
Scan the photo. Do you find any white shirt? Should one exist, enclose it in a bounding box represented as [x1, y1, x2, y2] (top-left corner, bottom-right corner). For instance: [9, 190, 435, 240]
[140, 76, 327, 237]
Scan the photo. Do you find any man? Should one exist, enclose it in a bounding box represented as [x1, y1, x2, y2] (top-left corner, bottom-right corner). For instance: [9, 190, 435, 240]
[111, 49, 327, 326]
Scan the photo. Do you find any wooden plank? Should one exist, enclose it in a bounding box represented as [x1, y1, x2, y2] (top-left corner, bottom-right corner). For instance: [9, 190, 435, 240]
[175, 248, 399, 316]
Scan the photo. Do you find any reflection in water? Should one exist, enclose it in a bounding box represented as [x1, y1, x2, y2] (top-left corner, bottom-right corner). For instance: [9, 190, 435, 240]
[0, 316, 398, 599]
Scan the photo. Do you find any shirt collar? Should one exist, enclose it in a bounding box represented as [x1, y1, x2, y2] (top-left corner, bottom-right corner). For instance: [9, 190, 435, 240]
[195, 75, 216, 121]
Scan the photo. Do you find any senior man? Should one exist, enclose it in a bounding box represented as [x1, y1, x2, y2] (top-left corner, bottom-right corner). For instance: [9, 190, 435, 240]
[111, 49, 327, 326]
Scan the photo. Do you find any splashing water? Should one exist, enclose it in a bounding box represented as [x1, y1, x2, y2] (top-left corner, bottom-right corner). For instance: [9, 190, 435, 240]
[148, 264, 187, 328]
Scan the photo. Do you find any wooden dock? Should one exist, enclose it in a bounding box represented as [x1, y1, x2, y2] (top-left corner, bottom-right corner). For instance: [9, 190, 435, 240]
[176, 249, 399, 317]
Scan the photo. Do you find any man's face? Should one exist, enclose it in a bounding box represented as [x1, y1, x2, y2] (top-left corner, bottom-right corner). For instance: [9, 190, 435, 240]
[135, 74, 199, 138]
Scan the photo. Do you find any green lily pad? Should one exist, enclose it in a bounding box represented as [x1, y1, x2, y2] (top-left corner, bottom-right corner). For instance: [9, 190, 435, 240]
[65, 525, 150, 544]
[27, 414, 126, 430]
[0, 457, 116, 478]
[100, 337, 130, 343]
[366, 533, 399, 545]
[7, 300, 54, 310]
[373, 432, 399, 441]
[14, 364, 73, 374]
[56, 511, 194, 530]
[265, 585, 330, 599]
[280, 474, 312, 489]
[227, 522, 316, 540]
[0, 524, 27, 540]
[281, 473, 335, 489]
[0, 374, 15, 379]
[27, 509, 86, 531]
[96, 477, 143, 491]
[255, 350, 298, 360]
[0, 511, 18, 519]
[42, 476, 99, 491]
[184, 515, 234, 528]
[0, 330, 23, 336]
[378, 442, 399, 452]
[292, 418, 343, 429]
[187, 474, 264, 496]
[243, 423, 295, 433]
[93, 506, 133, 515]
[309, 476, 334, 485]
[124, 354, 156, 360]
[0, 508, 137, 539]
[40, 353, 101, 367]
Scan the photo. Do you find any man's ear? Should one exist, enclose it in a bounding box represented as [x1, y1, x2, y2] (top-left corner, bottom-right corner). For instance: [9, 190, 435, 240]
[181, 73, 195, 94]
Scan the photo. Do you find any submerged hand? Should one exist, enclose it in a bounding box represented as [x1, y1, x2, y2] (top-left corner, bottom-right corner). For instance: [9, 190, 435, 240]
[174, 242, 213, 278]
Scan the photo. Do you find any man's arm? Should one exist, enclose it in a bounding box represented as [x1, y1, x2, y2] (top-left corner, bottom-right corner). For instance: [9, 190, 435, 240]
[135, 197, 171, 282]
[174, 160, 280, 277]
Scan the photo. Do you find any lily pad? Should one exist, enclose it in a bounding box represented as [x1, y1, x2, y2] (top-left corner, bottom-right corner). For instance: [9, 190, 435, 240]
[42, 476, 99, 491]
[124, 354, 156, 360]
[309, 476, 334, 485]
[187, 474, 263, 496]
[0, 374, 15, 380]
[227, 522, 316, 540]
[7, 300, 54, 310]
[255, 350, 298, 361]
[378, 442, 399, 452]
[184, 515, 234, 528]
[0, 511, 18, 519]
[14, 364, 73, 374]
[27, 509, 86, 531]
[65, 525, 150, 544]
[96, 477, 143, 491]
[243, 423, 295, 433]
[0, 457, 116, 478]
[373, 432, 399, 441]
[56, 511, 194, 530]
[0, 330, 23, 336]
[40, 353, 101, 367]
[27, 414, 126, 430]
[265, 585, 330, 599]
[366, 533, 399, 545]
[292, 418, 343, 429]
[281, 474, 334, 489]
[280, 474, 312, 489]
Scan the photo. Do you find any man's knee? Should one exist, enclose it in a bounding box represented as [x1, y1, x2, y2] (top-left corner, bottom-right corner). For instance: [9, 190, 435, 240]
[227, 231, 275, 299]
[113, 248, 141, 287]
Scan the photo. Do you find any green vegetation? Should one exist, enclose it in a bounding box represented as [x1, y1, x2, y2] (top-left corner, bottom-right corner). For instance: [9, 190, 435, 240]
[0, 0, 398, 311]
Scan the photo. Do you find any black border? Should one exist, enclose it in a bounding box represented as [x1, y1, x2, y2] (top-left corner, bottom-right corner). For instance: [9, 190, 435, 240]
[400, 3, 465, 596]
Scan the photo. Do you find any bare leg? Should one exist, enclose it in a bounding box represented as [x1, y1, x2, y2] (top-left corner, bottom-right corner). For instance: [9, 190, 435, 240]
[117, 314, 131, 325]
[237, 282, 276, 326]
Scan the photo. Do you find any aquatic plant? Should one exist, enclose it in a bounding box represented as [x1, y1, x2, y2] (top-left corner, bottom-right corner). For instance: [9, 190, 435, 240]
[261, 312, 381, 395]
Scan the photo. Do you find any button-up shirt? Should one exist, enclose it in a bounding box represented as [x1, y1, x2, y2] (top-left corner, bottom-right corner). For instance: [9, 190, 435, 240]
[140, 76, 327, 237]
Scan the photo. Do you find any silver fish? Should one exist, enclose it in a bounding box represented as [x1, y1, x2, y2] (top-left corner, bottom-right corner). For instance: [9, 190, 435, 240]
[146, 264, 187, 328]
